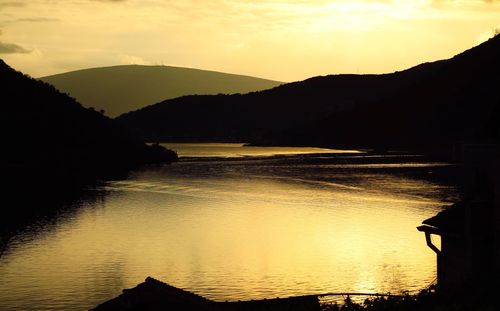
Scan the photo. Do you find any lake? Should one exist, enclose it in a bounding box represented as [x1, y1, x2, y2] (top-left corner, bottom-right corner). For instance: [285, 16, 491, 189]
[0, 143, 459, 310]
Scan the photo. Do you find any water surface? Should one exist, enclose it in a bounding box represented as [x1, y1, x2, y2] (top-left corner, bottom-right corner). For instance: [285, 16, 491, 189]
[0, 144, 457, 310]
[162, 143, 360, 158]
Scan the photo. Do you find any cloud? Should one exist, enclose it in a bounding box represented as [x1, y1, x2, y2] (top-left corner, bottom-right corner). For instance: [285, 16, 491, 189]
[15, 17, 60, 23]
[0, 1, 26, 9]
[1, 17, 60, 25]
[1, 0, 499, 80]
[476, 26, 500, 44]
[118, 54, 149, 65]
[431, 0, 500, 5]
[0, 41, 31, 54]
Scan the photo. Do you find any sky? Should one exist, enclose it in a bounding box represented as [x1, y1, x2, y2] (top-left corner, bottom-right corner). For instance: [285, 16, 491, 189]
[0, 0, 499, 82]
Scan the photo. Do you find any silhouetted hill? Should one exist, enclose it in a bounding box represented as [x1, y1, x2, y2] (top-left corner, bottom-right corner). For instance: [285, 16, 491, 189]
[117, 36, 500, 152]
[117, 61, 444, 143]
[0, 59, 177, 187]
[277, 35, 500, 151]
[39, 65, 282, 117]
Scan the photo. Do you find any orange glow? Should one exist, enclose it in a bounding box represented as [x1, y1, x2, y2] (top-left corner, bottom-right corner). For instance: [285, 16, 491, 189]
[0, 1, 499, 80]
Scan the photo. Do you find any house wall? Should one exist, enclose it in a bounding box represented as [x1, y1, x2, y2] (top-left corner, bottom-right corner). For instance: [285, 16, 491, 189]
[438, 236, 467, 292]
[494, 160, 500, 289]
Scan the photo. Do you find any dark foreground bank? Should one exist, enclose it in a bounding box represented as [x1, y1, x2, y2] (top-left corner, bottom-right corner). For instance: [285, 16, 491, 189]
[93, 277, 320, 311]
[1, 59, 178, 183]
[93, 277, 498, 311]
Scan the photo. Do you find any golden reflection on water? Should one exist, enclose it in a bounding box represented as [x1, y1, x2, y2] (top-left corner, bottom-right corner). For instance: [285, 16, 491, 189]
[0, 145, 456, 310]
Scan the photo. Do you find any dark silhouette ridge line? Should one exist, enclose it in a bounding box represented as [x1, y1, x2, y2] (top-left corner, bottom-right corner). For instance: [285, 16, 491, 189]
[39, 64, 284, 83]
[1, 58, 178, 179]
[116, 35, 500, 153]
[115, 63, 443, 143]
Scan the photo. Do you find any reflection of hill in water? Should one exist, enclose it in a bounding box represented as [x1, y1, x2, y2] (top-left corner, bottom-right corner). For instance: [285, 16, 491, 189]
[0, 188, 107, 258]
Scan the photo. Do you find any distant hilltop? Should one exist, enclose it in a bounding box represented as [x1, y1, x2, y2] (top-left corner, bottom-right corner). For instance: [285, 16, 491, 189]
[39, 65, 283, 117]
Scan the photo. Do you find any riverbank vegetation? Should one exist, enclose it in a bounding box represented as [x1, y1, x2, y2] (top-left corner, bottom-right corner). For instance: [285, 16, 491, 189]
[321, 286, 497, 311]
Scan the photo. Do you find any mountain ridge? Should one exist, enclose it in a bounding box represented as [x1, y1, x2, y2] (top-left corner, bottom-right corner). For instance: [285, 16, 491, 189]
[40, 65, 283, 117]
[282, 34, 500, 150]
[116, 35, 500, 152]
[116, 54, 446, 143]
[1, 59, 177, 185]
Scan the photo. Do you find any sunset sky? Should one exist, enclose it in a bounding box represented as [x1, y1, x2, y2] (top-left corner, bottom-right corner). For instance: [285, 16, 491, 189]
[0, 0, 499, 81]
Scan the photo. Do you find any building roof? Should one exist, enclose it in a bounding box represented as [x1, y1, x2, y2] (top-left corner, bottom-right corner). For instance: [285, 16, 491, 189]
[421, 202, 465, 236]
[92, 277, 321, 311]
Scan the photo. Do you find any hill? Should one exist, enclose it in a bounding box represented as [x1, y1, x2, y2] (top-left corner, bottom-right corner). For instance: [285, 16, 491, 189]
[275, 35, 500, 151]
[117, 36, 500, 152]
[1, 59, 177, 187]
[39, 65, 282, 117]
[116, 59, 444, 143]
